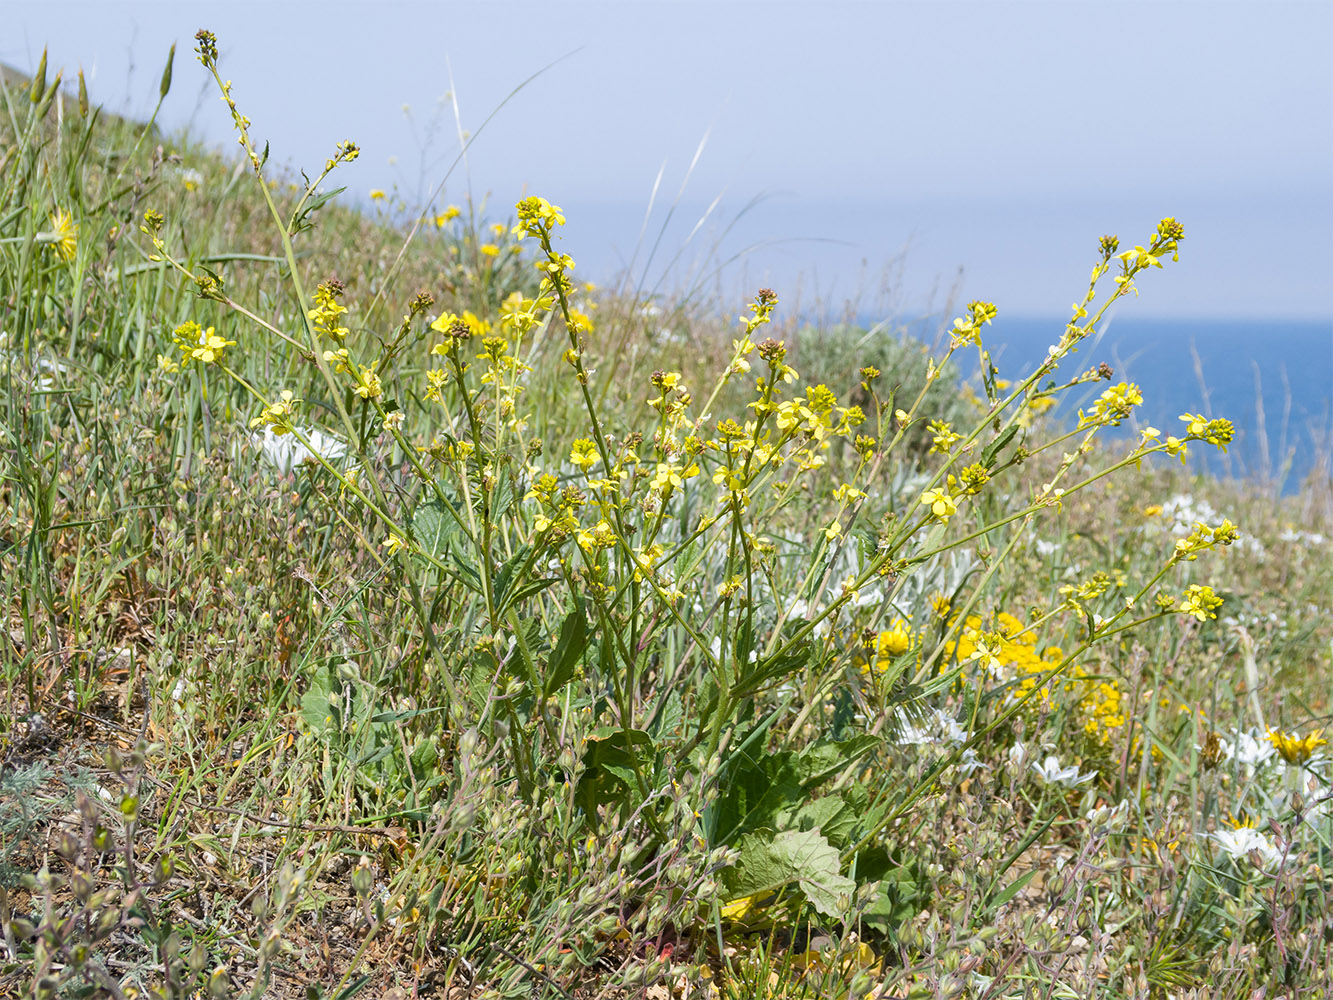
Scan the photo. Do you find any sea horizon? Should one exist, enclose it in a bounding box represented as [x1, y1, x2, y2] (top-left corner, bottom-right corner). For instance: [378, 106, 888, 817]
[840, 313, 1333, 494]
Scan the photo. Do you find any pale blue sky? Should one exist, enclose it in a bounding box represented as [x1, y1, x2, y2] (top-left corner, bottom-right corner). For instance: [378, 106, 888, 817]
[6, 0, 1331, 319]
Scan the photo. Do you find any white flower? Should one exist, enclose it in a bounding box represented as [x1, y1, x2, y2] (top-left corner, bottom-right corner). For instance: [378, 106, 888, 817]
[1217, 728, 1277, 769]
[1035, 539, 1060, 557]
[1007, 742, 1030, 773]
[1279, 528, 1327, 546]
[1157, 493, 1223, 537]
[956, 747, 987, 776]
[1086, 798, 1130, 832]
[1031, 755, 1097, 788]
[248, 426, 348, 475]
[894, 708, 968, 747]
[1210, 825, 1280, 868]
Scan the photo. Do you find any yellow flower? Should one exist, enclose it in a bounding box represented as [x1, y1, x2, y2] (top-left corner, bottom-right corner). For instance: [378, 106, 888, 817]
[435, 205, 461, 226]
[383, 533, 407, 556]
[1179, 584, 1222, 622]
[576, 519, 616, 552]
[928, 420, 962, 454]
[570, 439, 599, 472]
[650, 461, 698, 495]
[479, 243, 500, 257]
[49, 208, 78, 262]
[351, 363, 382, 400]
[920, 488, 959, 520]
[1179, 413, 1208, 437]
[172, 321, 235, 366]
[879, 620, 912, 659]
[369, 189, 386, 201]
[250, 389, 300, 433]
[308, 280, 350, 341]
[513, 196, 565, 238]
[1266, 728, 1328, 765]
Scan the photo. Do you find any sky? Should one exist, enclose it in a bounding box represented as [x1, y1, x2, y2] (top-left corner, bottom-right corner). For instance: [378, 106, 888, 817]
[5, 0, 1332, 321]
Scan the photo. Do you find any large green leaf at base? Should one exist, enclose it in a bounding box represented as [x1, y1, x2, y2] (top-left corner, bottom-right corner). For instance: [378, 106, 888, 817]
[723, 827, 855, 919]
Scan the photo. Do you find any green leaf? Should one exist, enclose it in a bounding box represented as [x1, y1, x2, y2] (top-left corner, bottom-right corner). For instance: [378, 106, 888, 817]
[543, 605, 587, 697]
[713, 736, 881, 845]
[786, 789, 867, 849]
[409, 739, 439, 778]
[576, 728, 655, 813]
[292, 186, 347, 235]
[300, 668, 336, 738]
[988, 868, 1037, 912]
[333, 975, 371, 1000]
[731, 640, 814, 700]
[723, 828, 854, 919]
[792, 735, 879, 787]
[411, 498, 459, 563]
[983, 425, 1019, 467]
[502, 576, 558, 611]
[492, 544, 531, 612]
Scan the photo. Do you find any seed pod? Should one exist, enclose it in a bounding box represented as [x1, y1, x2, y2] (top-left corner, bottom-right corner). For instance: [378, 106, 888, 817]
[159, 43, 175, 99]
[30, 49, 47, 103]
[36, 73, 61, 120]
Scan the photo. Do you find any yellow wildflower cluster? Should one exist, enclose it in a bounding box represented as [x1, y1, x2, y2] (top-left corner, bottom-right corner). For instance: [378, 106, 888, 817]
[1178, 412, 1235, 450]
[1059, 569, 1127, 604]
[948, 300, 997, 349]
[928, 420, 962, 454]
[1179, 583, 1223, 622]
[499, 290, 555, 337]
[170, 321, 235, 367]
[941, 611, 1126, 739]
[527, 474, 587, 541]
[1171, 519, 1240, 564]
[1077, 676, 1126, 742]
[250, 389, 299, 434]
[1078, 381, 1143, 428]
[920, 488, 959, 522]
[948, 612, 1064, 702]
[323, 347, 381, 399]
[1266, 728, 1328, 765]
[324, 139, 359, 174]
[430, 309, 490, 342]
[308, 279, 349, 342]
[854, 619, 914, 676]
[513, 196, 566, 238]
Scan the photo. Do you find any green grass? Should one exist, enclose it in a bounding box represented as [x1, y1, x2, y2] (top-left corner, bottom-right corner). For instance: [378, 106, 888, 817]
[2, 37, 1332, 1000]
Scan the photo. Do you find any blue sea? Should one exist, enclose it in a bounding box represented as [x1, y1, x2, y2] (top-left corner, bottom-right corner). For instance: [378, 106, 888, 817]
[898, 316, 1332, 493]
